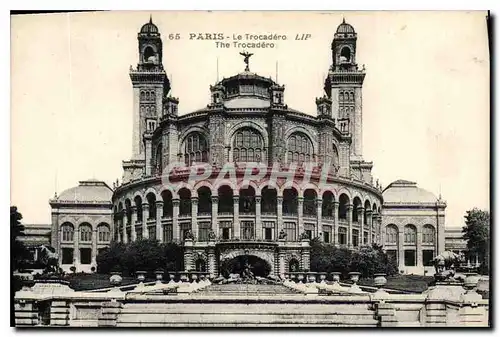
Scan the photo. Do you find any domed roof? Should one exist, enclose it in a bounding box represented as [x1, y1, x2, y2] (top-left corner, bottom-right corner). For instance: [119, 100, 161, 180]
[140, 17, 159, 34]
[383, 180, 438, 204]
[56, 179, 112, 203]
[336, 18, 356, 34]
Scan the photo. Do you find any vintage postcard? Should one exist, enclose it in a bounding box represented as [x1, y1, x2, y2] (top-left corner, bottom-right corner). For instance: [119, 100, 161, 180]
[11, 11, 490, 327]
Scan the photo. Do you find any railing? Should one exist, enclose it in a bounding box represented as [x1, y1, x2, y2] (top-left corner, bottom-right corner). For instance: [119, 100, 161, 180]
[338, 219, 348, 226]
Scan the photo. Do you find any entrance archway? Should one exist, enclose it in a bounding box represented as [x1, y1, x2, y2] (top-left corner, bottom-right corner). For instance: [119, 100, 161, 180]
[219, 255, 271, 278]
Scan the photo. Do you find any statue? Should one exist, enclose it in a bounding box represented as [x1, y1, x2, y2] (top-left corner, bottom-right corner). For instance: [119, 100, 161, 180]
[184, 230, 194, 241]
[241, 262, 255, 280]
[37, 245, 59, 274]
[239, 51, 254, 72]
[299, 232, 310, 240]
[433, 251, 465, 282]
[278, 229, 287, 240]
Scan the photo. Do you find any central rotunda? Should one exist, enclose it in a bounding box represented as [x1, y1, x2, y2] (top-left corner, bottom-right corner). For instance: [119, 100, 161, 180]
[112, 18, 383, 278]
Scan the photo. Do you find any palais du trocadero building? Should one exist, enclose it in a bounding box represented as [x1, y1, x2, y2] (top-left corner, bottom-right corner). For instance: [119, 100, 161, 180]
[48, 19, 446, 276]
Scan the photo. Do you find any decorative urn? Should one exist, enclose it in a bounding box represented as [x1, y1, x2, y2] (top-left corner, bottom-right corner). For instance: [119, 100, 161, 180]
[136, 271, 146, 282]
[349, 272, 361, 284]
[373, 273, 387, 289]
[463, 273, 480, 291]
[331, 272, 341, 283]
[155, 269, 164, 282]
[110, 272, 123, 286]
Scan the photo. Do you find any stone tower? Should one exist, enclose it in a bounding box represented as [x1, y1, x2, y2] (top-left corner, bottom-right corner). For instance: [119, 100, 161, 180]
[324, 19, 366, 160]
[129, 17, 171, 160]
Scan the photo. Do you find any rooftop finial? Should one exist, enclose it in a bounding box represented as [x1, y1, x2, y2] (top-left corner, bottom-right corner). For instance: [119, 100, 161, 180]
[149, 14, 153, 24]
[239, 51, 253, 72]
[342, 17, 346, 24]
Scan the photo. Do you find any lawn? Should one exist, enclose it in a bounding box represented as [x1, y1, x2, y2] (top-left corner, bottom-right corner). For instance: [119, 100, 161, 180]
[357, 274, 434, 293]
[63, 273, 154, 291]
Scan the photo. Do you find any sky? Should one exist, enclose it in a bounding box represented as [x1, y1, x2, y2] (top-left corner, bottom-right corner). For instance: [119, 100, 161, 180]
[10, 11, 490, 228]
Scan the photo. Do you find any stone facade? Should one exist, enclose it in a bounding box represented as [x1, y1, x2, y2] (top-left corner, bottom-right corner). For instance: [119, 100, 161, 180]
[382, 180, 446, 275]
[445, 227, 480, 267]
[111, 19, 385, 276]
[49, 180, 113, 272]
[33, 18, 453, 277]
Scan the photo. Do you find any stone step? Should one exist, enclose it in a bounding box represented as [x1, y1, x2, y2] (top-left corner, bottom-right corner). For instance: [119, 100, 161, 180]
[117, 313, 377, 325]
[197, 284, 302, 295]
[117, 322, 379, 327]
[120, 303, 374, 315]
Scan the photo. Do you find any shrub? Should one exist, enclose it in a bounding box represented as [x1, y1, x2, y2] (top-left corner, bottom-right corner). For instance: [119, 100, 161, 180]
[310, 240, 397, 278]
[96, 240, 183, 276]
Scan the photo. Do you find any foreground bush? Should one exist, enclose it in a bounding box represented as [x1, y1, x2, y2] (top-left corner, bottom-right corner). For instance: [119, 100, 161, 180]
[310, 239, 398, 278]
[96, 239, 183, 276]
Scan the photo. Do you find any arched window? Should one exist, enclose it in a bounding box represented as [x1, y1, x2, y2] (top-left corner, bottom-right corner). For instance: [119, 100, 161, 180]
[422, 225, 435, 244]
[303, 189, 317, 216]
[338, 194, 349, 220]
[404, 225, 417, 244]
[286, 132, 314, 165]
[322, 191, 334, 217]
[385, 225, 398, 244]
[146, 193, 157, 220]
[352, 197, 362, 223]
[134, 196, 143, 221]
[124, 199, 132, 225]
[61, 223, 74, 242]
[340, 46, 351, 62]
[233, 128, 265, 163]
[144, 46, 155, 63]
[97, 223, 111, 242]
[183, 132, 208, 166]
[79, 223, 93, 242]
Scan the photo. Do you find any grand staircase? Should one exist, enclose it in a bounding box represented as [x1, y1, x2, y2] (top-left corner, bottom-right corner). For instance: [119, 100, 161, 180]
[116, 282, 379, 327]
[194, 283, 302, 296]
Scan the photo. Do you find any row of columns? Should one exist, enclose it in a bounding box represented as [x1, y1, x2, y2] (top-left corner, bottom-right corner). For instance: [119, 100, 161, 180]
[114, 198, 381, 246]
[59, 228, 98, 266]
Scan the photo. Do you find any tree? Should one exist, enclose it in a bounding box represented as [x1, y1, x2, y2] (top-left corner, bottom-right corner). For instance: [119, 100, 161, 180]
[96, 240, 183, 276]
[11, 206, 30, 271]
[310, 238, 397, 279]
[462, 208, 490, 273]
